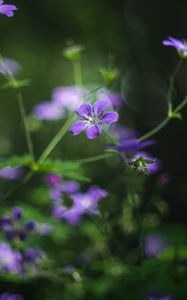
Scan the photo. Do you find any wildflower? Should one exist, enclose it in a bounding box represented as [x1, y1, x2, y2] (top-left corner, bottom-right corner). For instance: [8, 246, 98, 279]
[52, 185, 107, 225]
[44, 173, 62, 186]
[0, 293, 24, 300]
[0, 58, 20, 76]
[0, 0, 17, 17]
[0, 166, 23, 180]
[69, 100, 119, 139]
[163, 36, 187, 57]
[112, 139, 155, 154]
[129, 151, 161, 174]
[52, 86, 87, 111]
[97, 89, 124, 109]
[0, 242, 22, 273]
[144, 234, 168, 257]
[50, 178, 80, 202]
[32, 101, 64, 120]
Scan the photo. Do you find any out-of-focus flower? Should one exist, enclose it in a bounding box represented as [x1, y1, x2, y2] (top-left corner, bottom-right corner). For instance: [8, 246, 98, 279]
[129, 151, 161, 174]
[69, 100, 118, 139]
[159, 172, 171, 186]
[52, 185, 107, 225]
[0, 207, 51, 241]
[0, 242, 22, 273]
[163, 36, 187, 57]
[112, 139, 155, 154]
[32, 101, 64, 120]
[52, 86, 87, 111]
[0, 58, 20, 76]
[97, 90, 124, 109]
[50, 178, 80, 202]
[0, 166, 23, 180]
[44, 173, 62, 186]
[146, 296, 173, 300]
[0, 293, 24, 300]
[144, 234, 168, 257]
[0, 0, 17, 17]
[23, 248, 46, 269]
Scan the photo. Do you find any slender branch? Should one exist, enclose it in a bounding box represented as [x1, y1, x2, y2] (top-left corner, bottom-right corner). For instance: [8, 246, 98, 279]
[168, 59, 183, 114]
[73, 61, 83, 87]
[17, 91, 35, 162]
[38, 114, 76, 163]
[139, 96, 187, 141]
[71, 152, 115, 164]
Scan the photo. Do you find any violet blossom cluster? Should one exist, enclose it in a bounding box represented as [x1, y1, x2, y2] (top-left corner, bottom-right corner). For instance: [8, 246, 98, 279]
[0, 207, 52, 241]
[44, 173, 108, 225]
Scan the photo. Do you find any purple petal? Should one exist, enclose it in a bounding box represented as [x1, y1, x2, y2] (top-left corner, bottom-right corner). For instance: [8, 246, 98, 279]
[0, 4, 17, 17]
[32, 101, 64, 120]
[69, 120, 87, 136]
[86, 124, 101, 139]
[93, 99, 109, 115]
[100, 111, 119, 124]
[75, 102, 92, 118]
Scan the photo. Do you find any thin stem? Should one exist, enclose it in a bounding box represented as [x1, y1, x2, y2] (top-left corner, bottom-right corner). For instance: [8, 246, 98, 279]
[168, 59, 183, 114]
[139, 96, 187, 141]
[72, 152, 115, 164]
[38, 114, 76, 163]
[17, 91, 35, 162]
[73, 61, 83, 87]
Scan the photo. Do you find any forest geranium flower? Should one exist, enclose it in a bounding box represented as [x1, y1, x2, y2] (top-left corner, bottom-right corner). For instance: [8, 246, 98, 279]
[144, 234, 168, 257]
[0, 58, 20, 76]
[0, 166, 23, 180]
[0, 293, 24, 300]
[163, 36, 187, 57]
[0, 0, 17, 17]
[52, 86, 88, 111]
[129, 151, 161, 174]
[0, 242, 22, 273]
[97, 89, 125, 109]
[32, 101, 64, 120]
[112, 138, 155, 154]
[69, 100, 119, 139]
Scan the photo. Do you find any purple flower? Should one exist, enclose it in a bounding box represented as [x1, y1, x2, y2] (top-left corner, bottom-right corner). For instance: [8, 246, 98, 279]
[147, 296, 173, 300]
[0, 242, 22, 273]
[0, 166, 23, 180]
[0, 293, 24, 300]
[50, 179, 80, 202]
[69, 100, 119, 139]
[0, 58, 20, 76]
[52, 185, 107, 225]
[0, 0, 17, 17]
[130, 151, 161, 174]
[32, 101, 64, 120]
[23, 248, 45, 266]
[97, 90, 125, 109]
[144, 234, 168, 257]
[44, 173, 62, 186]
[12, 207, 23, 220]
[52, 86, 88, 111]
[163, 36, 187, 56]
[113, 139, 155, 154]
[72, 185, 107, 215]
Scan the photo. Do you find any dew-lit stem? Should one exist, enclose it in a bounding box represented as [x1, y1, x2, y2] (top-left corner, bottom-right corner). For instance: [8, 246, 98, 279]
[17, 91, 35, 162]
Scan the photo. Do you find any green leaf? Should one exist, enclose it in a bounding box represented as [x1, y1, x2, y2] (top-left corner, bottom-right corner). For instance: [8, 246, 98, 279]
[0, 155, 32, 169]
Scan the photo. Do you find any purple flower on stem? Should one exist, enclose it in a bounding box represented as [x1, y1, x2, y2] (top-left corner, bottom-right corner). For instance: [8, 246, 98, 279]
[130, 151, 161, 174]
[0, 0, 17, 17]
[0, 166, 23, 180]
[69, 100, 119, 139]
[50, 179, 80, 202]
[32, 101, 64, 120]
[44, 173, 62, 186]
[52, 86, 88, 111]
[163, 36, 187, 57]
[144, 234, 168, 257]
[0, 58, 20, 76]
[0, 293, 24, 300]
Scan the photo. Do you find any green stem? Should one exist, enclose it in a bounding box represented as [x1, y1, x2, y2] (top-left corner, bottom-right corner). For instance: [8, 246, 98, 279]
[38, 114, 76, 163]
[73, 61, 83, 87]
[18, 91, 35, 162]
[168, 59, 183, 114]
[72, 152, 115, 164]
[139, 96, 187, 141]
